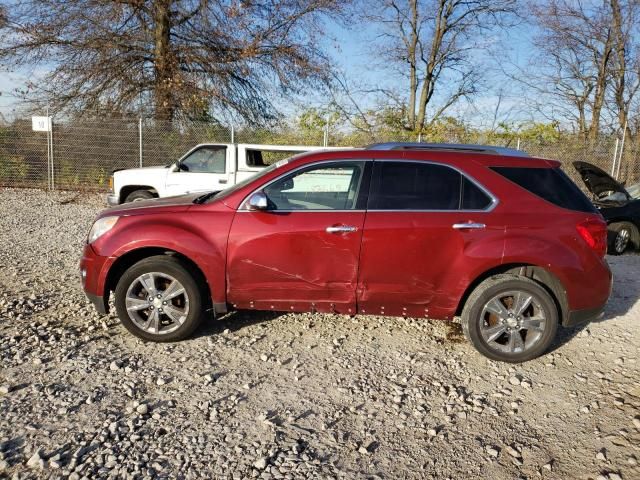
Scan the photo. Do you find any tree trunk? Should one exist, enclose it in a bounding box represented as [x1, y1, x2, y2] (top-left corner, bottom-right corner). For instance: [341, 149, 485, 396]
[407, 0, 418, 130]
[153, 0, 174, 120]
[610, 0, 631, 138]
[416, 1, 447, 133]
[588, 27, 613, 141]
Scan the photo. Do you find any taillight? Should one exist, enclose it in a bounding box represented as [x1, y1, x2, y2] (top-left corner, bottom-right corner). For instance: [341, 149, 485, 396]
[108, 176, 114, 192]
[576, 218, 607, 257]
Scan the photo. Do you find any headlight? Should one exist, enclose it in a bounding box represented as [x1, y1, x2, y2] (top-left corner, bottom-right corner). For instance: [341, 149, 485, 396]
[88, 216, 119, 244]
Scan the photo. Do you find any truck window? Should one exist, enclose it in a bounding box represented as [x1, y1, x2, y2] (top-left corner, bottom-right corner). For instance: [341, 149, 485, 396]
[246, 149, 300, 167]
[180, 146, 226, 173]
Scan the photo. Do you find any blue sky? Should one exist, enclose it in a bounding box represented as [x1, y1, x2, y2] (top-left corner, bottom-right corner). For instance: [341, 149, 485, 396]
[0, 12, 537, 126]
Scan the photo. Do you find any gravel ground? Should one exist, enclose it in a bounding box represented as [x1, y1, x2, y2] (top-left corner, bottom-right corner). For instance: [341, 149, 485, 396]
[0, 187, 639, 480]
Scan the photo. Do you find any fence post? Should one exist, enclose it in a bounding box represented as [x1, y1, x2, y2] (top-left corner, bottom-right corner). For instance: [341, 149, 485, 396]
[611, 138, 620, 176]
[138, 117, 143, 167]
[616, 121, 628, 180]
[50, 116, 55, 190]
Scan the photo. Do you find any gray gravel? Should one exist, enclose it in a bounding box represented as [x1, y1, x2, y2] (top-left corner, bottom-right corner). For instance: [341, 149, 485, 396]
[1, 187, 639, 479]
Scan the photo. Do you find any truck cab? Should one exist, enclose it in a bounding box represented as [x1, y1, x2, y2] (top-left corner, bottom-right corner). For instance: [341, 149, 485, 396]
[107, 143, 337, 205]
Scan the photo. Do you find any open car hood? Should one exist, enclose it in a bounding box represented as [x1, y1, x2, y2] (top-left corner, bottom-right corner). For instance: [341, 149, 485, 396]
[572, 161, 630, 200]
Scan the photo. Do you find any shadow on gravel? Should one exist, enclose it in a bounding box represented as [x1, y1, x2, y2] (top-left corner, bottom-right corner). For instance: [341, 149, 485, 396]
[193, 310, 284, 338]
[548, 323, 589, 354]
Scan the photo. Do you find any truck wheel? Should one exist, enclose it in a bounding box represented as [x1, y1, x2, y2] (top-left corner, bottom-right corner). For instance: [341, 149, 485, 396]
[114, 256, 205, 342]
[124, 189, 154, 203]
[608, 222, 638, 255]
[461, 274, 558, 363]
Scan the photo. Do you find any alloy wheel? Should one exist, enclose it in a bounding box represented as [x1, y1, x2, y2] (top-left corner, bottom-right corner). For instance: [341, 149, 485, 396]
[615, 228, 630, 254]
[479, 290, 547, 355]
[125, 272, 190, 335]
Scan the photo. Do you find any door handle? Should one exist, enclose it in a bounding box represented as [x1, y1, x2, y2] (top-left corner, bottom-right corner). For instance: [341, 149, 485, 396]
[326, 225, 357, 234]
[219, 179, 228, 184]
[452, 222, 486, 230]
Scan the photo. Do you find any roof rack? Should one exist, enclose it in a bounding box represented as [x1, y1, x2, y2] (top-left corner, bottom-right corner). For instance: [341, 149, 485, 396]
[365, 142, 529, 157]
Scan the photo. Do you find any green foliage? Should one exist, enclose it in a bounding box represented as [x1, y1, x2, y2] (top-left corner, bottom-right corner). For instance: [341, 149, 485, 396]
[0, 152, 29, 182]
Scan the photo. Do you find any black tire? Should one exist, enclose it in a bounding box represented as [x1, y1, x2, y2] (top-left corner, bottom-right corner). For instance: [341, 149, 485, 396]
[114, 255, 206, 342]
[461, 274, 559, 363]
[124, 189, 155, 203]
[607, 221, 638, 255]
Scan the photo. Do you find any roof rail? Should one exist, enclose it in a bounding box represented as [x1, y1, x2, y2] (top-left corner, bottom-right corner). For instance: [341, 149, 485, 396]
[365, 142, 529, 157]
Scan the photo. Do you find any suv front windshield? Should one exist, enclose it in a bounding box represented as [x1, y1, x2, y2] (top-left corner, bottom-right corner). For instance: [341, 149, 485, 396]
[194, 160, 286, 204]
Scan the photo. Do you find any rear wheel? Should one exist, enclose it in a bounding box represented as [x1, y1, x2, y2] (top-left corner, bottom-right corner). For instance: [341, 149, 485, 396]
[608, 221, 638, 255]
[114, 256, 205, 342]
[124, 189, 154, 203]
[461, 274, 559, 363]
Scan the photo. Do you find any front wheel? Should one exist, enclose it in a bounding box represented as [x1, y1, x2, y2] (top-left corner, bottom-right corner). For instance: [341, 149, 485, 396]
[114, 256, 205, 342]
[461, 274, 559, 363]
[124, 189, 155, 203]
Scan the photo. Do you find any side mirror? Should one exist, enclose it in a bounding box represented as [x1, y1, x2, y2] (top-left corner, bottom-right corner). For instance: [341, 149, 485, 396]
[281, 178, 294, 191]
[247, 191, 268, 211]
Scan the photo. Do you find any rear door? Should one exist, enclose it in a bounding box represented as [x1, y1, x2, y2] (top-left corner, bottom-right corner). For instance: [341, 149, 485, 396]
[226, 160, 370, 314]
[356, 160, 503, 319]
[165, 145, 231, 195]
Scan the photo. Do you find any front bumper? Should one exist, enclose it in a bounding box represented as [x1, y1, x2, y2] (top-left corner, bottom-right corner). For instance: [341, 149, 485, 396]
[80, 243, 110, 315]
[106, 193, 119, 206]
[86, 292, 109, 315]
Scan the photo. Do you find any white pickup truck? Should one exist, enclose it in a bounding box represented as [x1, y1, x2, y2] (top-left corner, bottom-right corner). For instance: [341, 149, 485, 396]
[107, 143, 338, 205]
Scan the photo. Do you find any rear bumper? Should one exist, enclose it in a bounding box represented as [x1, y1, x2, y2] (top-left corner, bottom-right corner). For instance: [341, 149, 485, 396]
[564, 304, 606, 327]
[563, 260, 612, 327]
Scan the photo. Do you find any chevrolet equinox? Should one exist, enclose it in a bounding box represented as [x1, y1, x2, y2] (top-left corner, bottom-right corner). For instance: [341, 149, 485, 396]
[81, 143, 612, 363]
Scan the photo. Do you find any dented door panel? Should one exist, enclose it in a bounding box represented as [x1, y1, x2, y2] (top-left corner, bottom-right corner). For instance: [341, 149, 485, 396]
[226, 211, 365, 313]
[357, 211, 506, 319]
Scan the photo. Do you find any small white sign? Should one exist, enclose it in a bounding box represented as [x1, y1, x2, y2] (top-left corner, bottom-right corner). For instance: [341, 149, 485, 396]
[32, 116, 52, 132]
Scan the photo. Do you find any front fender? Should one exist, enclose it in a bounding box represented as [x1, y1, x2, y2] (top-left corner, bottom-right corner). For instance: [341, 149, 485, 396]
[92, 208, 234, 307]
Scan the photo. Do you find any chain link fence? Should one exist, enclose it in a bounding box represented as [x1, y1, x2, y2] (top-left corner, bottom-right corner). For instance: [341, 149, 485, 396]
[1, 115, 639, 192]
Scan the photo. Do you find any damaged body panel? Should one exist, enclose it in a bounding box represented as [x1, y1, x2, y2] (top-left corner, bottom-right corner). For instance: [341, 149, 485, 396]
[226, 210, 365, 313]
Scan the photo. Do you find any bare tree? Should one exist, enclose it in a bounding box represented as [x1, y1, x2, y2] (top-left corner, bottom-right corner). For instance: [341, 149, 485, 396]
[609, 0, 640, 137]
[361, 0, 517, 133]
[528, 1, 621, 139]
[0, 0, 347, 121]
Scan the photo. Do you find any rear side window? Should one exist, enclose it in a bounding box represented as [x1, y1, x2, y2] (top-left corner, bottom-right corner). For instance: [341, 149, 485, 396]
[368, 161, 493, 210]
[491, 166, 597, 213]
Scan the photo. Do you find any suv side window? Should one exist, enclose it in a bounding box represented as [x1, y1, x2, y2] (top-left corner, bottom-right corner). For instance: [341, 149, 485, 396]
[491, 166, 597, 213]
[462, 176, 493, 210]
[263, 162, 364, 210]
[179, 146, 226, 173]
[368, 161, 492, 210]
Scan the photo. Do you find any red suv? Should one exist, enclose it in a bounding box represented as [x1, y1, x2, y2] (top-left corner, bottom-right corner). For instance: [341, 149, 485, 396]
[81, 143, 612, 362]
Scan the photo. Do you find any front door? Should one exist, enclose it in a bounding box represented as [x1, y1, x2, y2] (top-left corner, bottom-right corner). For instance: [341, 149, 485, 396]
[165, 145, 230, 195]
[227, 161, 369, 314]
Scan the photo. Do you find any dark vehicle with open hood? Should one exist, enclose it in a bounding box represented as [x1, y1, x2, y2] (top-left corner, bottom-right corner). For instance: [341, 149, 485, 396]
[573, 161, 640, 254]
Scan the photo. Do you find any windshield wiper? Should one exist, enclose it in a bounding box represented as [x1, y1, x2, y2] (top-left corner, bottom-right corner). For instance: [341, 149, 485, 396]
[193, 191, 217, 204]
